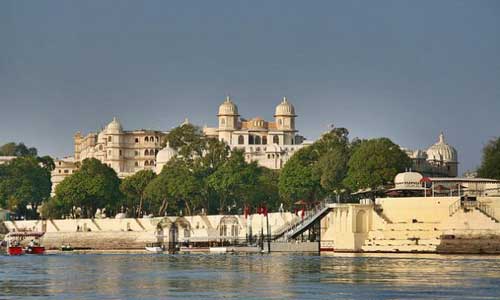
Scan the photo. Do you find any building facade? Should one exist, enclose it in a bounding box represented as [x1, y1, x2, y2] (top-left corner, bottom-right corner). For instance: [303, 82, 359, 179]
[203, 96, 310, 169]
[51, 118, 168, 194]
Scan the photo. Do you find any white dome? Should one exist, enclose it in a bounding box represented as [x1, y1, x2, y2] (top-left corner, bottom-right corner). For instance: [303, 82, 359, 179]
[426, 132, 457, 163]
[106, 117, 123, 134]
[155, 145, 177, 174]
[156, 146, 177, 165]
[218, 96, 238, 116]
[275, 97, 296, 116]
[394, 171, 423, 189]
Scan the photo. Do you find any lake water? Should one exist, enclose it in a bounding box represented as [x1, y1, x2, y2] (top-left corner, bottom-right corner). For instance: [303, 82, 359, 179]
[1, 252, 499, 299]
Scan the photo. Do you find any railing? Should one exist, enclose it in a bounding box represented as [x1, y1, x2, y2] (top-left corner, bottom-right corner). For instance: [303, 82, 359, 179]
[374, 205, 393, 223]
[448, 200, 461, 217]
[274, 201, 331, 241]
[477, 202, 499, 223]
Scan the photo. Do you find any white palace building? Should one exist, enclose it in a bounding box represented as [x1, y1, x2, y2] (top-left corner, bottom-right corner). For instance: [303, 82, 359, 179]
[51, 96, 459, 194]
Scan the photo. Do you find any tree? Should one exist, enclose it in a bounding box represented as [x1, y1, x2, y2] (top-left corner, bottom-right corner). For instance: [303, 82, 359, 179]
[343, 138, 412, 192]
[477, 137, 500, 179]
[120, 170, 156, 217]
[165, 123, 206, 158]
[0, 156, 51, 219]
[54, 158, 122, 218]
[279, 146, 323, 206]
[0, 142, 37, 157]
[144, 172, 172, 216]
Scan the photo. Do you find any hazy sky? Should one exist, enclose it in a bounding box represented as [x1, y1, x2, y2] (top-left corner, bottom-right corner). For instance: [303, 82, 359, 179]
[1, 1, 499, 173]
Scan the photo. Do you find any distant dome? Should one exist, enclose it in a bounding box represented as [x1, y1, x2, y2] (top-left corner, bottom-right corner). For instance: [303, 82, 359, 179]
[218, 96, 238, 116]
[394, 171, 423, 189]
[275, 97, 296, 116]
[250, 117, 266, 129]
[155, 145, 177, 173]
[106, 117, 123, 134]
[426, 132, 457, 163]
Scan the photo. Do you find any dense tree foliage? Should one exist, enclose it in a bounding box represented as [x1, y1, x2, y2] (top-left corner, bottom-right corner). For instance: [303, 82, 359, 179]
[53, 158, 122, 218]
[0, 142, 38, 157]
[0, 156, 51, 218]
[343, 138, 412, 192]
[120, 170, 156, 217]
[477, 137, 500, 179]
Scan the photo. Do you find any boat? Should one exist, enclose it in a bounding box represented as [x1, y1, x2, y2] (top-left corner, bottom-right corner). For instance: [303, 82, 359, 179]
[2, 232, 46, 256]
[61, 244, 74, 251]
[145, 242, 165, 253]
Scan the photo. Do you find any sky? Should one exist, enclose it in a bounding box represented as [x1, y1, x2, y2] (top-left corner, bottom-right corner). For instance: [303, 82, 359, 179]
[0, 0, 499, 174]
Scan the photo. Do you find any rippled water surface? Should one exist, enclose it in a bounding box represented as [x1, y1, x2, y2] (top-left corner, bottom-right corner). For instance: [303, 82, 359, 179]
[1, 252, 499, 299]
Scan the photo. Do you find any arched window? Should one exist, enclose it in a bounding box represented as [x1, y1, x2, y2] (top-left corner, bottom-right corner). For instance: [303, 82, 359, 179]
[135, 138, 139, 143]
[262, 136, 267, 145]
[144, 161, 149, 166]
[144, 149, 149, 156]
[155, 149, 159, 155]
[273, 136, 279, 144]
[135, 162, 139, 167]
[155, 136, 159, 142]
[220, 118, 225, 126]
[238, 135, 244, 145]
[145, 137, 149, 142]
[150, 136, 154, 142]
[150, 160, 155, 166]
[249, 135, 254, 145]
[255, 136, 261, 145]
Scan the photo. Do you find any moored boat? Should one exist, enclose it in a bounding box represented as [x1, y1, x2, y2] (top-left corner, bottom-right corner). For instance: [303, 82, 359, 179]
[2, 232, 46, 256]
[145, 242, 165, 253]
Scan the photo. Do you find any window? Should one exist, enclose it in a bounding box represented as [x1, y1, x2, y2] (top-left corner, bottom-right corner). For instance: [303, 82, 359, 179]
[108, 136, 112, 142]
[145, 150, 149, 156]
[119, 150, 122, 157]
[135, 162, 139, 167]
[262, 136, 267, 145]
[255, 136, 261, 145]
[220, 118, 225, 126]
[145, 137, 149, 142]
[249, 135, 254, 145]
[155, 136, 159, 142]
[135, 151, 139, 156]
[135, 138, 139, 143]
[155, 149, 159, 155]
[278, 119, 282, 126]
[144, 161, 149, 166]
[58, 170, 61, 174]
[150, 136, 154, 142]
[273, 136, 279, 144]
[238, 135, 244, 145]
[64, 170, 69, 174]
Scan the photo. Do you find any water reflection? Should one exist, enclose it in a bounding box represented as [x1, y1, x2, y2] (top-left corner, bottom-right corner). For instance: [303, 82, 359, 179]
[1, 252, 499, 299]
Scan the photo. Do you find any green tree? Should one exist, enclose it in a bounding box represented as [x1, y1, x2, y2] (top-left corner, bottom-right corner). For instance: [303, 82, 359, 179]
[0, 156, 51, 219]
[343, 138, 412, 192]
[165, 123, 206, 158]
[144, 171, 172, 216]
[120, 170, 156, 217]
[0, 142, 37, 157]
[54, 158, 121, 218]
[477, 137, 500, 179]
[279, 146, 323, 205]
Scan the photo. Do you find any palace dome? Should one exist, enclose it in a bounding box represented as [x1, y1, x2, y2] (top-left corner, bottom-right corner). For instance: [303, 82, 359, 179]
[394, 171, 423, 189]
[275, 97, 296, 116]
[426, 132, 457, 163]
[106, 117, 123, 134]
[155, 145, 177, 173]
[250, 117, 266, 129]
[218, 96, 238, 116]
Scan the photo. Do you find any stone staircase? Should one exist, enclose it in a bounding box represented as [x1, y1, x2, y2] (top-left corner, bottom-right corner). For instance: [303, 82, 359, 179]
[362, 222, 442, 253]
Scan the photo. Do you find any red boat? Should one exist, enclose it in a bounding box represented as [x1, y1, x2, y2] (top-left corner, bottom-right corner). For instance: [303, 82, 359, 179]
[3, 232, 46, 256]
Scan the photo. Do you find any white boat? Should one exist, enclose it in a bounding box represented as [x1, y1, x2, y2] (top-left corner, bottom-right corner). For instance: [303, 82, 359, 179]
[145, 242, 164, 253]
